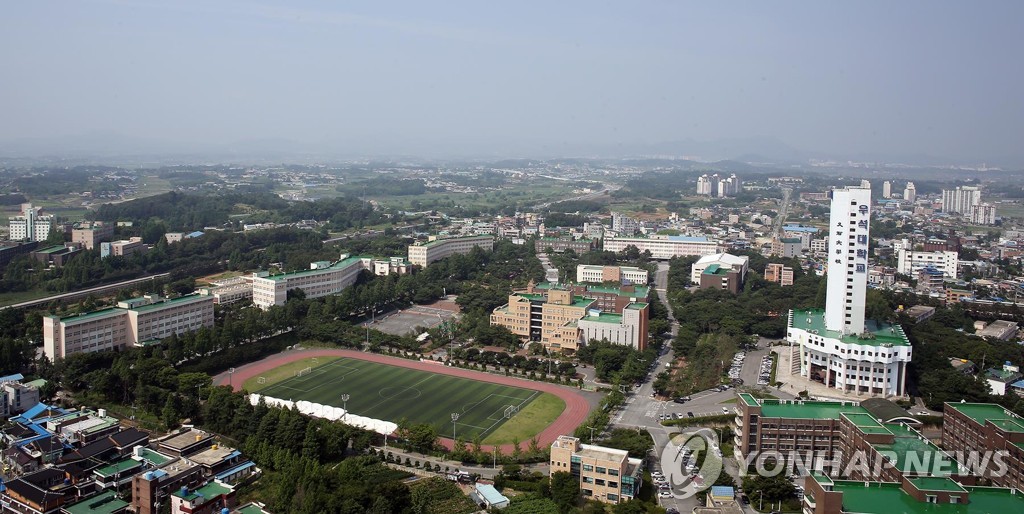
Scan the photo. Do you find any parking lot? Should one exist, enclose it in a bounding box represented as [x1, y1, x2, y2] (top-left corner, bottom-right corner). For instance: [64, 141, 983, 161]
[364, 300, 461, 336]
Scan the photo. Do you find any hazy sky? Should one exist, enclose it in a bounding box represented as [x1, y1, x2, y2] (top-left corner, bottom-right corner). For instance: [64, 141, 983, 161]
[2, 1, 1022, 161]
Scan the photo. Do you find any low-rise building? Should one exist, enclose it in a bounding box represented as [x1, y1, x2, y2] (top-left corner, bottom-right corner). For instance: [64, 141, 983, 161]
[100, 237, 148, 259]
[535, 237, 595, 254]
[983, 363, 1022, 395]
[803, 473, 1024, 514]
[976, 320, 1019, 341]
[31, 244, 83, 267]
[699, 264, 743, 293]
[942, 402, 1024, 493]
[897, 247, 958, 279]
[549, 435, 642, 504]
[409, 235, 494, 267]
[170, 481, 236, 514]
[691, 253, 749, 284]
[903, 305, 936, 323]
[71, 221, 114, 250]
[917, 266, 945, 293]
[772, 237, 802, 258]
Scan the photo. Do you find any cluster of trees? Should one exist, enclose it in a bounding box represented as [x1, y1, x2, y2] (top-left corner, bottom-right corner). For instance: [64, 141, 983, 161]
[336, 177, 431, 197]
[10, 166, 124, 197]
[576, 340, 659, 384]
[448, 348, 577, 377]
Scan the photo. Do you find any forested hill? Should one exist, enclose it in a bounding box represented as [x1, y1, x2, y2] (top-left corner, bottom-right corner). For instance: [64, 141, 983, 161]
[93, 191, 387, 231]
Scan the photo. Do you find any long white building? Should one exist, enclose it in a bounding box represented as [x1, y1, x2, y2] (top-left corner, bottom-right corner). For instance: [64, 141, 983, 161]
[407, 235, 494, 267]
[602, 235, 720, 260]
[787, 185, 912, 397]
[690, 253, 749, 284]
[43, 294, 215, 361]
[576, 265, 648, 285]
[896, 246, 958, 279]
[251, 255, 368, 309]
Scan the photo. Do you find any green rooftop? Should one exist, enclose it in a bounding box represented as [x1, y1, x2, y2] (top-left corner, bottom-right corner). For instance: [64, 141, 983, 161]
[758, 399, 868, 420]
[518, 292, 595, 309]
[62, 490, 130, 514]
[534, 281, 651, 298]
[419, 235, 493, 247]
[832, 481, 1024, 514]
[908, 477, 967, 493]
[236, 505, 269, 514]
[809, 471, 833, 486]
[172, 481, 232, 502]
[625, 302, 648, 310]
[946, 403, 1023, 427]
[53, 307, 124, 324]
[94, 458, 142, 478]
[127, 293, 213, 313]
[35, 245, 69, 254]
[872, 423, 951, 475]
[137, 448, 173, 465]
[261, 255, 369, 282]
[790, 309, 911, 347]
[842, 412, 892, 434]
[738, 393, 760, 408]
[582, 312, 622, 324]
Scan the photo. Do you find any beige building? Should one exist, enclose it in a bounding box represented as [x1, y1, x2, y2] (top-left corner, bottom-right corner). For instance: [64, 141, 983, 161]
[408, 234, 494, 267]
[43, 294, 214, 360]
[576, 265, 649, 285]
[100, 237, 148, 259]
[549, 435, 642, 504]
[71, 221, 114, 250]
[251, 255, 368, 309]
[764, 263, 794, 286]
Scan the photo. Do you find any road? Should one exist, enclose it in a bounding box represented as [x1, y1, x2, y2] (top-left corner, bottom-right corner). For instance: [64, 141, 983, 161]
[0, 272, 172, 310]
[531, 182, 620, 210]
[770, 187, 793, 239]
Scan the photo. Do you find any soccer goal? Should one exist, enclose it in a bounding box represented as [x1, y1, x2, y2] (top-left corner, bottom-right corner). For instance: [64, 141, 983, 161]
[257, 376, 266, 384]
[296, 366, 313, 378]
[503, 405, 520, 419]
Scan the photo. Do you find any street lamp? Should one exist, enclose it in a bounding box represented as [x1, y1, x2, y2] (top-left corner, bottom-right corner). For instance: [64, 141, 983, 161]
[493, 446, 498, 469]
[759, 490, 763, 511]
[341, 394, 350, 420]
[586, 426, 596, 444]
[451, 412, 460, 443]
[228, 367, 235, 389]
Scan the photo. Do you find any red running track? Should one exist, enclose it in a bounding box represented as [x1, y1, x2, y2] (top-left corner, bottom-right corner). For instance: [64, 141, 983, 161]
[212, 348, 591, 454]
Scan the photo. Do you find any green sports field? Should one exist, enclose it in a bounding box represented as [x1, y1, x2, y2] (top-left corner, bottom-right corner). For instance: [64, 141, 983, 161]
[253, 357, 560, 443]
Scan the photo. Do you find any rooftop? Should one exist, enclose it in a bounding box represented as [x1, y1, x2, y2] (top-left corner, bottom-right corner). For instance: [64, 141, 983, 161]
[908, 477, 967, 493]
[62, 490, 130, 514]
[841, 412, 891, 434]
[259, 255, 368, 282]
[94, 458, 142, 478]
[171, 481, 232, 502]
[577, 443, 628, 463]
[582, 312, 622, 324]
[946, 402, 1023, 426]
[135, 447, 173, 466]
[790, 308, 911, 347]
[758, 399, 868, 420]
[418, 234, 493, 247]
[871, 423, 950, 475]
[128, 293, 210, 313]
[832, 481, 1024, 514]
[52, 307, 124, 324]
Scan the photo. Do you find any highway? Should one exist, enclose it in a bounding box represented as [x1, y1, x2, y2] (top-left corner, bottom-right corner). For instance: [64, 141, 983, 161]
[0, 273, 171, 310]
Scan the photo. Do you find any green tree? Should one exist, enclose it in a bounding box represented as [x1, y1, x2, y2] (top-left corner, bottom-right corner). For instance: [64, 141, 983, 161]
[549, 471, 580, 514]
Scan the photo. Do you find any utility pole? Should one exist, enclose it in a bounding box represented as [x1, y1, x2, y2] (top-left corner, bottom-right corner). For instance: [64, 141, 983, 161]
[451, 413, 460, 443]
[587, 426, 596, 444]
[341, 394, 350, 421]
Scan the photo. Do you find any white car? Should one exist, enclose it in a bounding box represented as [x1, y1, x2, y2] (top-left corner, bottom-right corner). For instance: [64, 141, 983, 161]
[659, 491, 672, 498]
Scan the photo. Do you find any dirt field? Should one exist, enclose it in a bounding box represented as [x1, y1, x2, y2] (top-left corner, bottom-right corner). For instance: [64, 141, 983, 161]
[367, 300, 461, 336]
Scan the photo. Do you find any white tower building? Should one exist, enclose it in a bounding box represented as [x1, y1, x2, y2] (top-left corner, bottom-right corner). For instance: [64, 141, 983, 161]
[825, 186, 872, 334]
[903, 182, 916, 203]
[882, 181, 892, 199]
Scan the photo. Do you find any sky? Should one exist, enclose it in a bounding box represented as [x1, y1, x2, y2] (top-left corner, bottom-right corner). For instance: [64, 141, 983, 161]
[1, 1, 1022, 162]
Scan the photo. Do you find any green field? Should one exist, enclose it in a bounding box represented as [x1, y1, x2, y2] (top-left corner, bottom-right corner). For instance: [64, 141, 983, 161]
[253, 357, 562, 443]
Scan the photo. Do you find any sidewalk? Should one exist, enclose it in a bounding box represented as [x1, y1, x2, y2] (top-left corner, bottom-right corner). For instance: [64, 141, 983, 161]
[373, 446, 550, 480]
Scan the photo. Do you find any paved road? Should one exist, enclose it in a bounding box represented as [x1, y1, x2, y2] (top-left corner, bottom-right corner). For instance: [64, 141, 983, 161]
[0, 272, 172, 310]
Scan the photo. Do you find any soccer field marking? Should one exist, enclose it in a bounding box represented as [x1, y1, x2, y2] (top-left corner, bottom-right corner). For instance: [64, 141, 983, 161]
[260, 359, 362, 396]
[458, 390, 541, 440]
[361, 373, 437, 413]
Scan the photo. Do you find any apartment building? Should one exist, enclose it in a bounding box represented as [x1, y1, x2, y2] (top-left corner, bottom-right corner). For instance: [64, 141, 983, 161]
[100, 237, 148, 259]
[8, 203, 53, 242]
[408, 234, 494, 267]
[549, 435, 642, 504]
[535, 237, 596, 254]
[764, 263, 794, 286]
[610, 212, 641, 235]
[251, 255, 368, 309]
[43, 294, 214, 361]
[70, 221, 114, 250]
[897, 246, 959, 279]
[603, 235, 720, 260]
[942, 403, 1024, 492]
[942, 186, 982, 215]
[576, 264, 649, 285]
[772, 237, 803, 258]
[971, 203, 997, 225]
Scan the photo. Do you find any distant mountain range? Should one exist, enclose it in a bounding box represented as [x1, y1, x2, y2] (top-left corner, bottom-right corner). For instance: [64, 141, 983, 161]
[0, 132, 1020, 169]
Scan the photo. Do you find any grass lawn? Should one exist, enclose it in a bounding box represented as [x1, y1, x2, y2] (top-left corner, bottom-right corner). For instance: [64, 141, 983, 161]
[482, 392, 565, 445]
[253, 357, 562, 442]
[0, 289, 55, 307]
[242, 356, 341, 391]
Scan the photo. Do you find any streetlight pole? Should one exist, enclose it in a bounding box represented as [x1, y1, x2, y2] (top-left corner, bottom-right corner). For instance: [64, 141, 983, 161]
[341, 394, 350, 421]
[759, 490, 763, 511]
[587, 426, 596, 444]
[228, 367, 235, 389]
[451, 413, 460, 443]
[493, 446, 498, 469]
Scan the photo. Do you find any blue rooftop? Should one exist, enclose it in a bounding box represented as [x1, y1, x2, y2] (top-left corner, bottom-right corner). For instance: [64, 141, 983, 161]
[0, 373, 25, 382]
[666, 235, 711, 242]
[783, 225, 820, 233]
[475, 483, 509, 505]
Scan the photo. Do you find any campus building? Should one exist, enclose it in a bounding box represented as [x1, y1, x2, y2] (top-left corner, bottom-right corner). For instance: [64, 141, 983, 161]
[691, 253, 749, 284]
[408, 234, 493, 267]
[803, 473, 1024, 514]
[764, 263, 794, 286]
[70, 221, 114, 250]
[550, 435, 643, 504]
[251, 255, 368, 309]
[30, 244, 83, 267]
[490, 282, 649, 352]
[43, 294, 215, 360]
[788, 186, 913, 397]
[8, 203, 53, 242]
[610, 212, 641, 236]
[576, 264, 649, 285]
[100, 237, 148, 259]
[897, 245, 959, 279]
[942, 402, 1024, 492]
[531, 281, 650, 314]
[603, 235, 720, 260]
[970, 203, 997, 225]
[535, 237, 596, 254]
